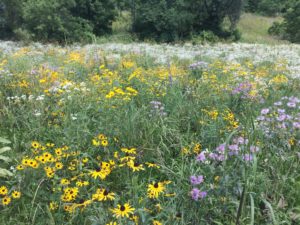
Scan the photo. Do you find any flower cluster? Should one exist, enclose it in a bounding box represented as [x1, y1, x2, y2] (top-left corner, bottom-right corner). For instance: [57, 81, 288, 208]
[196, 136, 260, 163]
[189, 175, 207, 201]
[0, 186, 21, 206]
[150, 101, 167, 117]
[256, 96, 300, 147]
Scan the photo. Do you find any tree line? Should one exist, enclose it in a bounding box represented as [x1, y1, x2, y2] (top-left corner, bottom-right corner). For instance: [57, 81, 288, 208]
[0, 0, 299, 43]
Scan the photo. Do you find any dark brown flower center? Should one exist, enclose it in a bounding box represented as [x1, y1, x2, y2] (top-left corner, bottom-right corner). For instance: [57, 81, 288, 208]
[134, 162, 140, 167]
[176, 212, 182, 218]
[120, 205, 125, 211]
[154, 183, 159, 188]
[103, 190, 108, 196]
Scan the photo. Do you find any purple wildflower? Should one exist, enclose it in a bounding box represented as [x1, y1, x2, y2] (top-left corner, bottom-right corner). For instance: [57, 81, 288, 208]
[190, 175, 204, 185]
[250, 146, 260, 153]
[293, 122, 300, 129]
[277, 114, 286, 122]
[274, 101, 282, 106]
[216, 144, 226, 153]
[261, 108, 270, 115]
[196, 152, 206, 162]
[287, 102, 296, 108]
[208, 152, 218, 160]
[199, 191, 207, 199]
[243, 154, 253, 161]
[189, 61, 208, 70]
[191, 188, 200, 201]
[257, 116, 265, 121]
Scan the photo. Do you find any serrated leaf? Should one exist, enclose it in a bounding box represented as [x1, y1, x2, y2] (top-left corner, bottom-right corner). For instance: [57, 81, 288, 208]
[0, 137, 11, 144]
[0, 146, 11, 154]
[0, 155, 11, 162]
[0, 168, 13, 177]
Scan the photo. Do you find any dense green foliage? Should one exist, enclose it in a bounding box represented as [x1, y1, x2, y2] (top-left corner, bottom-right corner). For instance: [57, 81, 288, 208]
[283, 2, 300, 43]
[0, 0, 243, 43]
[0, 0, 299, 43]
[22, 0, 92, 42]
[0, 0, 23, 39]
[268, 1, 300, 43]
[245, 0, 297, 16]
[0, 0, 116, 43]
[132, 0, 243, 41]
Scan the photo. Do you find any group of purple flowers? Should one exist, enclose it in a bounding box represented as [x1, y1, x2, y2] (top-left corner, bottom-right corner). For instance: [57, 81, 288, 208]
[257, 96, 300, 145]
[231, 81, 253, 99]
[190, 175, 207, 201]
[189, 61, 208, 70]
[196, 136, 259, 163]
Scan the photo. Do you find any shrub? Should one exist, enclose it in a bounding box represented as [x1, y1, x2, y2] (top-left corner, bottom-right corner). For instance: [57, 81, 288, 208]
[268, 21, 285, 36]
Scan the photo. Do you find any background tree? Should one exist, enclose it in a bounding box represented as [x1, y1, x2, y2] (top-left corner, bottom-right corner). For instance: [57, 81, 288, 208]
[71, 0, 117, 36]
[0, 0, 23, 39]
[283, 1, 300, 43]
[132, 0, 243, 42]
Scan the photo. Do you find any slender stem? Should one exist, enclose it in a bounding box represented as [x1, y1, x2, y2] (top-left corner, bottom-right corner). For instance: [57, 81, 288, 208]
[236, 182, 247, 225]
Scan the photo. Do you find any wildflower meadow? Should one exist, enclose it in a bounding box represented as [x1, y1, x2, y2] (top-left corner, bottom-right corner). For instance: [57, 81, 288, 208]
[0, 42, 300, 225]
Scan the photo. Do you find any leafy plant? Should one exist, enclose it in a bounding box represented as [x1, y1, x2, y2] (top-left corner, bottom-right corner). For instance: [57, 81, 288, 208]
[0, 137, 13, 178]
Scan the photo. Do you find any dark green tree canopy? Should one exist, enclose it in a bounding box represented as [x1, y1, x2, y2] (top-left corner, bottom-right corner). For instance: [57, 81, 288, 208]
[132, 0, 243, 41]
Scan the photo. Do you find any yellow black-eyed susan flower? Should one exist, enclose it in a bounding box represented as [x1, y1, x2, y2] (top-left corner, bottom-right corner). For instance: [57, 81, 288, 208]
[12, 191, 21, 199]
[92, 188, 115, 201]
[153, 220, 163, 225]
[16, 165, 24, 170]
[121, 147, 137, 154]
[127, 160, 145, 172]
[147, 182, 166, 199]
[2, 196, 11, 206]
[82, 157, 89, 163]
[92, 139, 100, 146]
[60, 178, 70, 185]
[110, 203, 135, 218]
[101, 139, 108, 147]
[129, 214, 139, 224]
[0, 186, 8, 195]
[145, 162, 160, 168]
[55, 148, 63, 156]
[106, 222, 118, 225]
[31, 141, 40, 149]
[55, 162, 63, 170]
[98, 134, 106, 140]
[49, 201, 58, 210]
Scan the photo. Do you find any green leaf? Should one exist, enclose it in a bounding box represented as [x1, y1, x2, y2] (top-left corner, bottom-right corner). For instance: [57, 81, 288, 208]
[249, 193, 255, 225]
[0, 137, 11, 144]
[262, 199, 278, 225]
[0, 146, 11, 154]
[0, 168, 13, 177]
[0, 155, 12, 162]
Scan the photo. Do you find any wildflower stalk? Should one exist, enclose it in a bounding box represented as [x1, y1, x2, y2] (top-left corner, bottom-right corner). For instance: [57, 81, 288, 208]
[235, 182, 247, 225]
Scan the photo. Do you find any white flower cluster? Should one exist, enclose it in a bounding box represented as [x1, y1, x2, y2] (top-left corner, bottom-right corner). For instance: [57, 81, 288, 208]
[1, 41, 300, 78]
[6, 95, 45, 102]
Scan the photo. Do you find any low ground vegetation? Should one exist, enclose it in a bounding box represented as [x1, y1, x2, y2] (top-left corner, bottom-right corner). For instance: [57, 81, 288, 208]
[0, 42, 299, 224]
